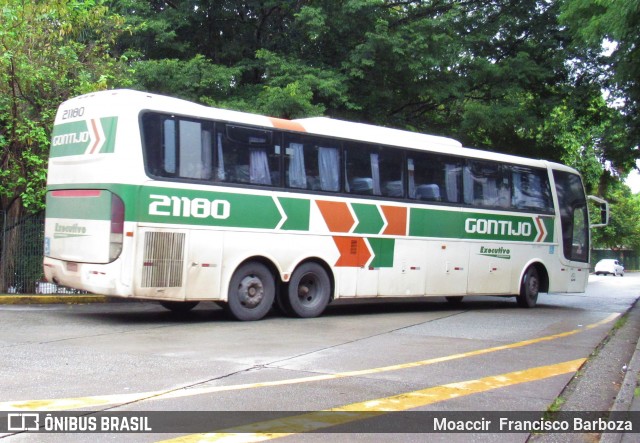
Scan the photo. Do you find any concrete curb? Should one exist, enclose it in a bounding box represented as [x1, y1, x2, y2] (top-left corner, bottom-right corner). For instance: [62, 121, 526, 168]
[0, 295, 110, 304]
[601, 307, 640, 443]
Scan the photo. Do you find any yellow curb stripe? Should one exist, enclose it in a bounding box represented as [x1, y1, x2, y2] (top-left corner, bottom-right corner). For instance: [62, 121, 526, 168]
[159, 358, 586, 443]
[0, 295, 109, 304]
[0, 313, 618, 411]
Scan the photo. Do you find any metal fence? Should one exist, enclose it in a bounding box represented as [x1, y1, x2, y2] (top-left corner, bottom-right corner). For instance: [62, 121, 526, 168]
[0, 210, 85, 294]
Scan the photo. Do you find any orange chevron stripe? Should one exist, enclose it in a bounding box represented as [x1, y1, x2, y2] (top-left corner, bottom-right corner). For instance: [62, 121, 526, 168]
[381, 205, 407, 236]
[333, 237, 371, 267]
[268, 117, 306, 132]
[316, 201, 355, 233]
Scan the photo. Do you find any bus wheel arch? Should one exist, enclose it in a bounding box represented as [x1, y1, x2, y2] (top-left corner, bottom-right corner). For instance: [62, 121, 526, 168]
[517, 262, 548, 308]
[226, 258, 277, 321]
[282, 259, 334, 318]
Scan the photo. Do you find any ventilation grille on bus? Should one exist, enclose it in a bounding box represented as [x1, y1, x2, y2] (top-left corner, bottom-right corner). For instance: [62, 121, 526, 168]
[141, 232, 185, 288]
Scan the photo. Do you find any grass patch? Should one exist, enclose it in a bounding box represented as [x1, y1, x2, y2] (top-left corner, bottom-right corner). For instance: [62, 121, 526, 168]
[544, 396, 566, 421]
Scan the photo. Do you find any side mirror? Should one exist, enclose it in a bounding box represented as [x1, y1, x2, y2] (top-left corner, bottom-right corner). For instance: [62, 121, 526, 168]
[588, 195, 609, 228]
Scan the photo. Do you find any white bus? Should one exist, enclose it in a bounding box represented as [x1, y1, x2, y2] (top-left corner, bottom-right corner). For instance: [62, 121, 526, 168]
[43, 90, 606, 320]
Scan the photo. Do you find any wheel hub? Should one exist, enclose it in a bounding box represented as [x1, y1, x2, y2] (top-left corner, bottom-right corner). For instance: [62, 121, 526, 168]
[238, 276, 264, 308]
[298, 277, 315, 303]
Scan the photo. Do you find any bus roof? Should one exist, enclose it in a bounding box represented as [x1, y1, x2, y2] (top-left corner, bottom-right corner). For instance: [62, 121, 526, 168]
[64, 89, 571, 172]
[292, 116, 462, 150]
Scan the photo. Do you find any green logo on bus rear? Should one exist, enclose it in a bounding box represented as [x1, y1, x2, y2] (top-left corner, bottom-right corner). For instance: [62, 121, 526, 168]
[54, 222, 89, 239]
[50, 117, 118, 157]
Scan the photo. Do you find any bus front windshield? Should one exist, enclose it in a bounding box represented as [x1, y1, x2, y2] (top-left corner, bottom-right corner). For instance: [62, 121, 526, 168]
[553, 170, 589, 263]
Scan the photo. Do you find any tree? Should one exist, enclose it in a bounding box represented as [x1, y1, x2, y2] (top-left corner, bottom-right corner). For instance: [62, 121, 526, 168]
[560, 0, 640, 175]
[119, 1, 634, 175]
[591, 181, 640, 251]
[0, 0, 131, 291]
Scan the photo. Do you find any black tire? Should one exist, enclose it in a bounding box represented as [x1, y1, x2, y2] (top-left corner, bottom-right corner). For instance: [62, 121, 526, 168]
[274, 286, 294, 316]
[287, 262, 331, 318]
[159, 301, 199, 312]
[227, 262, 275, 321]
[517, 266, 539, 308]
[445, 296, 464, 305]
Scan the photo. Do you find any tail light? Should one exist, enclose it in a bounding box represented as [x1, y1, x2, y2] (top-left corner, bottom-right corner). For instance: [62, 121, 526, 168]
[110, 194, 125, 261]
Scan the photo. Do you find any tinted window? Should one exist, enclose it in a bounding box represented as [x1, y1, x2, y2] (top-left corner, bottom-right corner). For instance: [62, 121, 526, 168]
[345, 143, 404, 197]
[511, 167, 553, 211]
[284, 134, 340, 192]
[217, 125, 279, 186]
[142, 113, 214, 180]
[408, 152, 463, 203]
[463, 160, 511, 208]
[142, 112, 557, 216]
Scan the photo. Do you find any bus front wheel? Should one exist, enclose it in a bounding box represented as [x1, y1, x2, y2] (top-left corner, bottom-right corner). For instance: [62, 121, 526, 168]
[287, 262, 331, 318]
[517, 266, 539, 308]
[227, 262, 275, 321]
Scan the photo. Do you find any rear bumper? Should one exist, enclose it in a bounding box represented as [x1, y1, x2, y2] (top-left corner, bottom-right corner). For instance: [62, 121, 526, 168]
[43, 256, 130, 297]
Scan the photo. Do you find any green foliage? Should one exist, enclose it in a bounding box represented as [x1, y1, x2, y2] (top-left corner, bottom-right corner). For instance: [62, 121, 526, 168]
[560, 0, 640, 165]
[0, 0, 131, 214]
[131, 55, 242, 104]
[591, 181, 640, 250]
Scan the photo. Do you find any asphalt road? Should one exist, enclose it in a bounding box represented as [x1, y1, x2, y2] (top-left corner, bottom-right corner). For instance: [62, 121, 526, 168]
[0, 273, 638, 442]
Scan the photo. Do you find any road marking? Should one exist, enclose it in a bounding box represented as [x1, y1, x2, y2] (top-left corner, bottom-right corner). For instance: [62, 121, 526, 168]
[158, 358, 586, 442]
[0, 313, 618, 411]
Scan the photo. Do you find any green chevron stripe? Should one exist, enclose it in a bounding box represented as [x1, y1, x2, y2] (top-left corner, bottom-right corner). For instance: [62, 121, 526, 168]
[368, 238, 395, 268]
[352, 203, 384, 234]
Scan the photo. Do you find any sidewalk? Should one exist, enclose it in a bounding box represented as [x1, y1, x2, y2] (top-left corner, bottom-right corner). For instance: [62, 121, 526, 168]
[602, 300, 640, 443]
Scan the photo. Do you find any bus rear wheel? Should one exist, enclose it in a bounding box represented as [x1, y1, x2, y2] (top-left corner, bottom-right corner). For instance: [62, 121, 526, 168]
[287, 262, 331, 318]
[227, 262, 275, 321]
[517, 266, 539, 308]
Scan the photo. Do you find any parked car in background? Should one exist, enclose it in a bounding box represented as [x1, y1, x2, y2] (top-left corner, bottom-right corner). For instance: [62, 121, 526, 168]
[594, 259, 625, 276]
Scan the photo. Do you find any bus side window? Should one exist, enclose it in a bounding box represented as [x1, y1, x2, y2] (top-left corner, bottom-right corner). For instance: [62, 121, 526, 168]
[142, 112, 174, 178]
[284, 134, 340, 192]
[163, 119, 176, 175]
[379, 146, 404, 197]
[344, 143, 403, 197]
[178, 120, 213, 180]
[511, 167, 553, 212]
[408, 152, 462, 203]
[220, 125, 279, 186]
[464, 160, 511, 209]
[141, 112, 214, 181]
